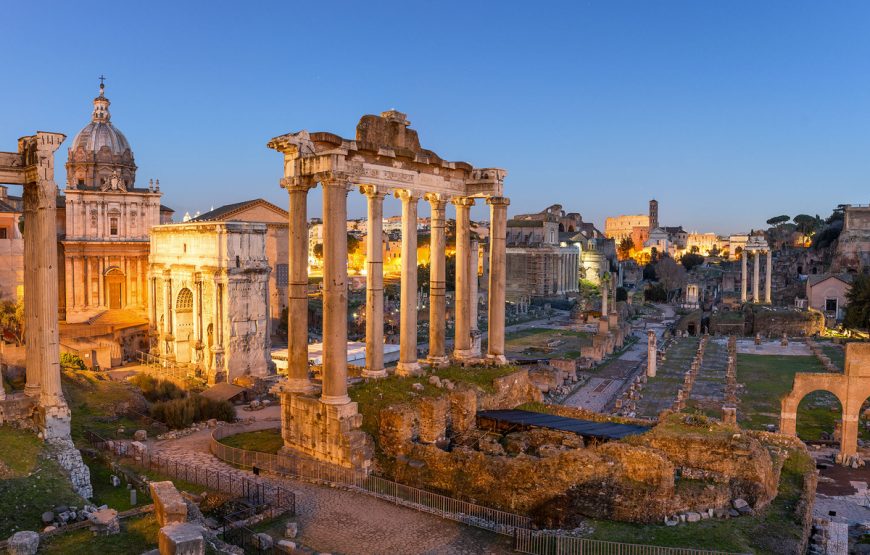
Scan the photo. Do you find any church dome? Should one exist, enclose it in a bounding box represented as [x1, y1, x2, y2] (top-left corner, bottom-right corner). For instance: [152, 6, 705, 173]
[66, 81, 137, 190]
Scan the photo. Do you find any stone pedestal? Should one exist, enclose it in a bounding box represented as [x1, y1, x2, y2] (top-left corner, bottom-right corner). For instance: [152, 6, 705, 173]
[158, 523, 205, 555]
[279, 393, 372, 470]
[150, 481, 188, 527]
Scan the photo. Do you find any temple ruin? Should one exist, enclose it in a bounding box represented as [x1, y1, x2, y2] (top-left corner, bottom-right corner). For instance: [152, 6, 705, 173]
[267, 110, 509, 468]
[0, 132, 92, 497]
[741, 234, 772, 304]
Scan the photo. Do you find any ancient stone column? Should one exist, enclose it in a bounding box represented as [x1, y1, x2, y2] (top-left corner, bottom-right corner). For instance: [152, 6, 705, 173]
[193, 273, 202, 366]
[23, 169, 39, 397]
[469, 238, 481, 356]
[601, 277, 608, 315]
[765, 249, 772, 304]
[425, 194, 448, 366]
[487, 197, 509, 364]
[752, 250, 761, 303]
[162, 270, 174, 360]
[453, 197, 475, 359]
[647, 330, 657, 377]
[211, 274, 225, 379]
[396, 190, 421, 376]
[282, 177, 315, 392]
[740, 250, 748, 303]
[22, 133, 69, 433]
[321, 174, 351, 404]
[362, 186, 387, 378]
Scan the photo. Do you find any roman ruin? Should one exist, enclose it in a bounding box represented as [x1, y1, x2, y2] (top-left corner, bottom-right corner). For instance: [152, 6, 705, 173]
[148, 221, 272, 383]
[0, 132, 92, 497]
[268, 110, 509, 468]
[740, 234, 772, 304]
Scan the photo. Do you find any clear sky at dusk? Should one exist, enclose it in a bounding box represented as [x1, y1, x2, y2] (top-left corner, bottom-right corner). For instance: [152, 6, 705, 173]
[3, 1, 870, 234]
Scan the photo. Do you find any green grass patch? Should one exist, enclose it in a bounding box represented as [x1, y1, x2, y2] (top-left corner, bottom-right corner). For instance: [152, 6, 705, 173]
[819, 342, 845, 372]
[218, 428, 284, 455]
[84, 454, 150, 510]
[0, 427, 84, 538]
[736, 353, 829, 433]
[41, 513, 159, 554]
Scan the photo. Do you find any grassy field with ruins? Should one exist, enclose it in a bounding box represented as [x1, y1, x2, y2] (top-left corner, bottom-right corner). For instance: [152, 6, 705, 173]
[736, 353, 840, 439]
[634, 337, 701, 418]
[40, 514, 159, 554]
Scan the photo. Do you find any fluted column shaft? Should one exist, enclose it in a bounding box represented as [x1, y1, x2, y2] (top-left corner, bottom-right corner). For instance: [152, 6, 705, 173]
[362, 187, 387, 378]
[469, 239, 480, 356]
[23, 176, 39, 397]
[321, 176, 351, 404]
[740, 251, 748, 302]
[426, 195, 448, 365]
[396, 190, 421, 376]
[163, 270, 174, 359]
[752, 251, 761, 303]
[283, 179, 315, 391]
[453, 197, 475, 358]
[601, 277, 609, 315]
[765, 249, 772, 304]
[487, 197, 509, 363]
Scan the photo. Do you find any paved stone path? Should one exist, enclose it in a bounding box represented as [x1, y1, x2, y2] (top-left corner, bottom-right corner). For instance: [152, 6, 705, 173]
[687, 338, 728, 415]
[150, 424, 513, 555]
[735, 339, 812, 356]
[633, 337, 700, 419]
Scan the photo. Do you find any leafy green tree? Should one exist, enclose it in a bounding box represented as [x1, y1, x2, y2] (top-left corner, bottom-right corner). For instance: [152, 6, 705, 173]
[844, 275, 870, 330]
[0, 299, 24, 346]
[313, 243, 323, 258]
[617, 237, 634, 260]
[347, 234, 361, 254]
[766, 215, 790, 227]
[681, 253, 705, 272]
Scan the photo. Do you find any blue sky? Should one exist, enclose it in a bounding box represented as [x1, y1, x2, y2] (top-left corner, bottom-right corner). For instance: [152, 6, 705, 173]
[3, 0, 870, 234]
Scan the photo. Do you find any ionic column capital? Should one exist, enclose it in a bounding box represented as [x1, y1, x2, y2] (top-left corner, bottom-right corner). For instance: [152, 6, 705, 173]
[452, 196, 476, 208]
[423, 192, 449, 209]
[394, 188, 419, 202]
[318, 171, 354, 190]
[360, 184, 388, 199]
[280, 176, 316, 192]
[486, 196, 510, 207]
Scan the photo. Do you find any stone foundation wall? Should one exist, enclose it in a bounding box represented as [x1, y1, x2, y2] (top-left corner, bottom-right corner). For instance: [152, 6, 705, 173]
[749, 308, 824, 337]
[0, 394, 37, 428]
[279, 393, 373, 470]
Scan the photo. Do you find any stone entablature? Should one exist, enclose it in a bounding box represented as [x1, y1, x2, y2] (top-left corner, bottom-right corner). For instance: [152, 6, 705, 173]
[149, 221, 272, 383]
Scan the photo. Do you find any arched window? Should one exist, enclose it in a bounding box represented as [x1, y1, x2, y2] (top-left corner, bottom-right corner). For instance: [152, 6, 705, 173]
[176, 288, 193, 312]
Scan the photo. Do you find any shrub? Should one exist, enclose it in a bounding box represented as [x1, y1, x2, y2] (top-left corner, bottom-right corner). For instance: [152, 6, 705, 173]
[60, 352, 86, 371]
[150, 394, 236, 429]
[130, 374, 186, 403]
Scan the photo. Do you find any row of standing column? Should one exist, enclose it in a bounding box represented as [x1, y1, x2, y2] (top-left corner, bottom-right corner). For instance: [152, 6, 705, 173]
[281, 174, 509, 406]
[740, 250, 772, 304]
[554, 252, 579, 295]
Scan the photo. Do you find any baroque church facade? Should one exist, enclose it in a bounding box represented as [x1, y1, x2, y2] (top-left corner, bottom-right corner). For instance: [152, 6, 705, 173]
[60, 83, 173, 323]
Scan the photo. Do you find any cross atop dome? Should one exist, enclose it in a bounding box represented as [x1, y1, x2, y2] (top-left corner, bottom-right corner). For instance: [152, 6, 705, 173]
[92, 75, 111, 122]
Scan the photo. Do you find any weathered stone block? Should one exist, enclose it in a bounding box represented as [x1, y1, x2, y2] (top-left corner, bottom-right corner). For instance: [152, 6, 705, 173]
[7, 531, 39, 555]
[150, 481, 188, 527]
[158, 522, 205, 555]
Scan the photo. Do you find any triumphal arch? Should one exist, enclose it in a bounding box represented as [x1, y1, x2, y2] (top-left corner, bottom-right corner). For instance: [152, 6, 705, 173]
[268, 110, 509, 469]
[781, 342, 870, 462]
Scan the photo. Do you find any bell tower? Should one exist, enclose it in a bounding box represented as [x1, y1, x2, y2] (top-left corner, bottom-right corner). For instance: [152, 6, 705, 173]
[649, 199, 659, 231]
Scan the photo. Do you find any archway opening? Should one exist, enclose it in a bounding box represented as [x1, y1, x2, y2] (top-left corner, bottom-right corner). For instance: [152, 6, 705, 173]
[796, 390, 843, 445]
[175, 288, 194, 363]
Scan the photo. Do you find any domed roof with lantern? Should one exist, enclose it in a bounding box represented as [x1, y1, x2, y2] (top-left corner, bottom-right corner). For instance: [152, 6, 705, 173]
[66, 78, 137, 191]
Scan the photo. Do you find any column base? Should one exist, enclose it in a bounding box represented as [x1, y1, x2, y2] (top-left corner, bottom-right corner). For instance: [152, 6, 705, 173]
[24, 384, 41, 398]
[486, 354, 508, 366]
[423, 356, 450, 368]
[396, 361, 422, 377]
[280, 377, 317, 393]
[452, 348, 478, 361]
[38, 400, 72, 441]
[320, 393, 352, 405]
[361, 368, 388, 379]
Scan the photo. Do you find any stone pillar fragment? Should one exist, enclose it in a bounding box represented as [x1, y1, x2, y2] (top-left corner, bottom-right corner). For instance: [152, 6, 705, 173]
[396, 190, 421, 376]
[362, 186, 387, 378]
[486, 197, 509, 364]
[425, 194, 448, 366]
[740, 251, 747, 303]
[765, 249, 772, 304]
[647, 330, 657, 377]
[753, 251, 761, 303]
[321, 175, 351, 404]
[282, 178, 315, 391]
